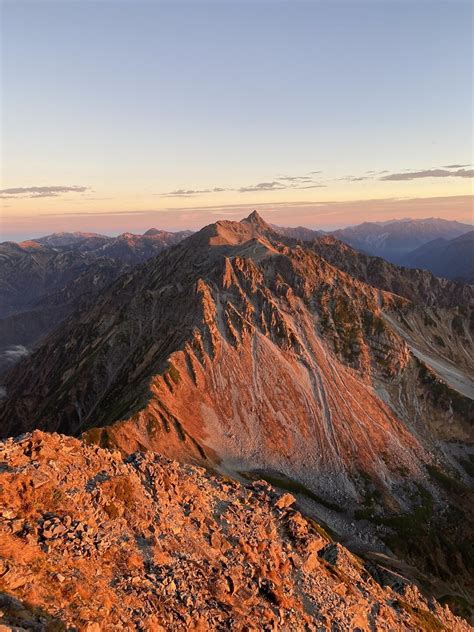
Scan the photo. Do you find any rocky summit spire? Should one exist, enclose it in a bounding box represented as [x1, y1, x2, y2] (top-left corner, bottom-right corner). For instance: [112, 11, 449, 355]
[241, 210, 271, 230]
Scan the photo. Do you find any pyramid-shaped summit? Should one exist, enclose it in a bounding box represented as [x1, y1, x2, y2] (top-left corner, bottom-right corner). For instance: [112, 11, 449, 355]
[240, 210, 271, 230]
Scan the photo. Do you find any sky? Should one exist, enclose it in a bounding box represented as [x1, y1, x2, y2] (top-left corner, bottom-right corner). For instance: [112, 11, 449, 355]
[1, 0, 473, 240]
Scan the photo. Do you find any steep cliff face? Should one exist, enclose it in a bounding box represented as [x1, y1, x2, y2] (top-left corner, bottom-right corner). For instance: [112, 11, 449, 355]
[0, 213, 473, 609]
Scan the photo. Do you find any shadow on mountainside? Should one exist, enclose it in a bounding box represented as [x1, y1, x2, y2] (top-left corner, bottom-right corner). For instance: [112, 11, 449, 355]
[0, 591, 66, 631]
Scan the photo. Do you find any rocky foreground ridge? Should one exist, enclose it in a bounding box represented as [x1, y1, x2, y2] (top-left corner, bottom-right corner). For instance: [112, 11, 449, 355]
[0, 431, 470, 631]
[0, 212, 473, 620]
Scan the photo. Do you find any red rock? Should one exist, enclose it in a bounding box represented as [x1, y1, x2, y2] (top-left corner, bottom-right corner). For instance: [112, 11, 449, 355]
[275, 493, 296, 510]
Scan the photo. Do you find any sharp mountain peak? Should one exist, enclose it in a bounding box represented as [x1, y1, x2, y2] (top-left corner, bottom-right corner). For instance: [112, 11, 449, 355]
[187, 211, 277, 248]
[240, 209, 271, 228]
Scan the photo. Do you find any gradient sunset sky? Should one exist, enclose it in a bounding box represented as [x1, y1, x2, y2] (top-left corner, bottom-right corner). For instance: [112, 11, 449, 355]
[1, 0, 473, 240]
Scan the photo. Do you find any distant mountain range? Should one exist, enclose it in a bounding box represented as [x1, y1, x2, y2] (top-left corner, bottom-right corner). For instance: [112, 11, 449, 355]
[0, 217, 472, 375]
[270, 224, 325, 241]
[272, 218, 474, 283]
[405, 230, 474, 284]
[0, 229, 192, 372]
[1, 228, 193, 317]
[270, 217, 474, 282]
[332, 217, 473, 268]
[32, 227, 193, 263]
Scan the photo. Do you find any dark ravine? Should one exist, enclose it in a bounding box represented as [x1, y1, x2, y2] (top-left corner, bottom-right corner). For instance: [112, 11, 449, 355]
[0, 212, 473, 620]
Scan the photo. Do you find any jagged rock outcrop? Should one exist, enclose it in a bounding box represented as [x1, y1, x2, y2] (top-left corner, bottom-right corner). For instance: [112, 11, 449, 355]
[0, 431, 469, 631]
[310, 234, 473, 309]
[0, 212, 473, 615]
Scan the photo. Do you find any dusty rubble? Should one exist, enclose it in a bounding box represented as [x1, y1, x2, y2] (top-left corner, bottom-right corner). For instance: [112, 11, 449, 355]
[0, 431, 469, 631]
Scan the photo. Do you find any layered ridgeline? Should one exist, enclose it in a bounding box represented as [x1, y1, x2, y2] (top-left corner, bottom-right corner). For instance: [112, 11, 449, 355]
[0, 229, 192, 371]
[270, 218, 474, 281]
[405, 230, 474, 284]
[1, 212, 473, 614]
[332, 218, 473, 267]
[0, 229, 192, 319]
[0, 241, 123, 370]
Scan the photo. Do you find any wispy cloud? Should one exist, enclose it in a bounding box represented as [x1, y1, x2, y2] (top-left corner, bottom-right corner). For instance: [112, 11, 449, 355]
[157, 172, 327, 197]
[380, 168, 474, 181]
[121, 161, 473, 201]
[159, 187, 227, 197]
[277, 175, 314, 182]
[297, 183, 326, 189]
[337, 175, 371, 182]
[238, 181, 286, 193]
[160, 189, 210, 198]
[0, 185, 89, 199]
[239, 177, 327, 192]
[442, 164, 470, 169]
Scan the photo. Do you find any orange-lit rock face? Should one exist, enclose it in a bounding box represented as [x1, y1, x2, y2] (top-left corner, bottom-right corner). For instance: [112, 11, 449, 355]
[2, 214, 472, 500]
[1, 212, 473, 618]
[0, 431, 470, 631]
[107, 274, 418, 501]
